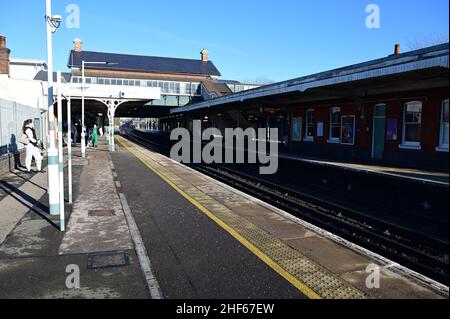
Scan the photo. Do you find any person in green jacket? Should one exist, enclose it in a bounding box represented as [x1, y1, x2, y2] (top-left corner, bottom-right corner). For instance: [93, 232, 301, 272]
[91, 125, 99, 148]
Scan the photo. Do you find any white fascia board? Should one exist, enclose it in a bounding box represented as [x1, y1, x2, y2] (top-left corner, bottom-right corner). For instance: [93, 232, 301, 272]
[54, 83, 161, 100]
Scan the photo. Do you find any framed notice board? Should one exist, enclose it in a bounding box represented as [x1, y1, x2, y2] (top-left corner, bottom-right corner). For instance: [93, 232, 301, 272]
[291, 117, 302, 141]
[341, 116, 356, 145]
[386, 119, 398, 141]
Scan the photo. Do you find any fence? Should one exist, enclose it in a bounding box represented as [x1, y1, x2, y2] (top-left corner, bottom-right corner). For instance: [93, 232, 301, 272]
[0, 98, 43, 157]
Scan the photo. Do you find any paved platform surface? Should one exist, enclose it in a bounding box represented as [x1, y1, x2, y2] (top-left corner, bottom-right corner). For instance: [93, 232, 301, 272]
[0, 136, 446, 299]
[115, 136, 446, 299]
[280, 153, 449, 185]
[0, 141, 149, 299]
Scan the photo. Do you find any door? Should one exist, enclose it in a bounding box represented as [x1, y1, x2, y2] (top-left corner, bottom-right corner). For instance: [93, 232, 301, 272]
[372, 104, 386, 160]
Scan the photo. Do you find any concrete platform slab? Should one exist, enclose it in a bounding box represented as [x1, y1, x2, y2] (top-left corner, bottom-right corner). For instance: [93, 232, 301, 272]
[59, 147, 133, 255]
[341, 268, 442, 299]
[0, 250, 148, 299]
[285, 236, 371, 275]
[0, 142, 150, 299]
[0, 170, 48, 245]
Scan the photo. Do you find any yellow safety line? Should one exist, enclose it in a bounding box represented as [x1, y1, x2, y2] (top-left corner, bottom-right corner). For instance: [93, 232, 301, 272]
[116, 137, 322, 300]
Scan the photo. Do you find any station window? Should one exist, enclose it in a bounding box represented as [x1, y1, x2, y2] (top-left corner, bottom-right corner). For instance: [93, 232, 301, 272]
[123, 79, 129, 86]
[184, 83, 191, 95]
[329, 107, 341, 142]
[401, 101, 422, 148]
[134, 80, 141, 86]
[438, 99, 449, 151]
[98, 78, 105, 85]
[191, 83, 198, 95]
[111, 79, 117, 85]
[117, 79, 123, 86]
[305, 109, 315, 141]
[85, 77, 92, 84]
[169, 82, 175, 93]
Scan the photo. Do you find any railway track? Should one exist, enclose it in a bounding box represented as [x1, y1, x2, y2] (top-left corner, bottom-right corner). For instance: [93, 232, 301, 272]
[124, 130, 449, 287]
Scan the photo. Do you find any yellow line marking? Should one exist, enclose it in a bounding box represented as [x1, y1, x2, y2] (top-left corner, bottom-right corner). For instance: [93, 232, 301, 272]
[116, 137, 322, 299]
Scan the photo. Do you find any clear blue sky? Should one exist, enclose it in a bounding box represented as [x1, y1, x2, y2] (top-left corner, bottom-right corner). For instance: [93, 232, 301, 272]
[1, 0, 448, 82]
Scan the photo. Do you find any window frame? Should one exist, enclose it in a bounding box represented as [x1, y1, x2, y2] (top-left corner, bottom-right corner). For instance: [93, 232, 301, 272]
[400, 101, 422, 150]
[328, 107, 342, 143]
[291, 117, 303, 142]
[304, 109, 315, 142]
[437, 99, 449, 152]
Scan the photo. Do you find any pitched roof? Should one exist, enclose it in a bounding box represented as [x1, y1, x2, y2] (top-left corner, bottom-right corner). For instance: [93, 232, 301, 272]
[67, 50, 221, 77]
[201, 80, 232, 97]
[172, 43, 449, 113]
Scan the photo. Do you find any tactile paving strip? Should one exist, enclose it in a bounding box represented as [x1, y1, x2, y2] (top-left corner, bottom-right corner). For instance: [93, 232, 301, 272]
[118, 137, 367, 299]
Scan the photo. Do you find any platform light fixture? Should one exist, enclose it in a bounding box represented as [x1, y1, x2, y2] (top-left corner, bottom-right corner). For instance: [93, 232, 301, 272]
[45, 0, 62, 218]
[46, 14, 62, 33]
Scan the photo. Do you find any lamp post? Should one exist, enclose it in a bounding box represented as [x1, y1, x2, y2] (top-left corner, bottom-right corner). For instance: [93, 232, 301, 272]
[45, 0, 62, 217]
[81, 61, 115, 158]
[57, 71, 65, 231]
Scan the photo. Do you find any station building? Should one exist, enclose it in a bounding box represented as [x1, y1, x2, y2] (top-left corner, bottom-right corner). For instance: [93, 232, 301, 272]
[66, 39, 259, 118]
[0, 35, 259, 173]
[166, 44, 449, 170]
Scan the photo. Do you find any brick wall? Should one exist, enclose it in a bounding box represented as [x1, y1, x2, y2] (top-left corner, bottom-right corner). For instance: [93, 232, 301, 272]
[289, 87, 449, 170]
[0, 35, 10, 75]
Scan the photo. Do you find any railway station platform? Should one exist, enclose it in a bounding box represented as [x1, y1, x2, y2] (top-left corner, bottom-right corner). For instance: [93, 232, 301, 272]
[0, 136, 446, 299]
[0, 141, 149, 299]
[279, 153, 449, 186]
[112, 135, 446, 299]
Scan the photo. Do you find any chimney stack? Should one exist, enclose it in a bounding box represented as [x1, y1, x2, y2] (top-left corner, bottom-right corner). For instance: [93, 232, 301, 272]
[73, 38, 83, 52]
[394, 44, 401, 55]
[201, 49, 209, 62]
[0, 35, 11, 76]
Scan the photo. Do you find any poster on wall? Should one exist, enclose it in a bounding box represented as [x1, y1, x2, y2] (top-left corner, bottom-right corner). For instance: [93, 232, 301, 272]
[317, 121, 324, 137]
[341, 116, 355, 145]
[386, 119, 398, 141]
[291, 117, 302, 141]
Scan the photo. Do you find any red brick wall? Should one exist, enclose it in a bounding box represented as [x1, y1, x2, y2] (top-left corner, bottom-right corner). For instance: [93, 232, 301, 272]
[289, 87, 449, 162]
[292, 101, 362, 146]
[376, 88, 449, 156]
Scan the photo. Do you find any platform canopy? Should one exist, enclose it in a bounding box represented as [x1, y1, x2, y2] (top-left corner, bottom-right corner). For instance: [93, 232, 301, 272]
[62, 83, 161, 101]
[46, 82, 167, 117]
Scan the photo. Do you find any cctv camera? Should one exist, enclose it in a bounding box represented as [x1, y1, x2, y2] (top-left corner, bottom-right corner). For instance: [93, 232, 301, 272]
[47, 14, 62, 33]
[52, 15, 62, 23]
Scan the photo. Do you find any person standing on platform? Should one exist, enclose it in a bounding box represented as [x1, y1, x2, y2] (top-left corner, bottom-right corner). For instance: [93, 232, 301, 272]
[72, 123, 77, 145]
[91, 125, 99, 148]
[22, 119, 44, 173]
